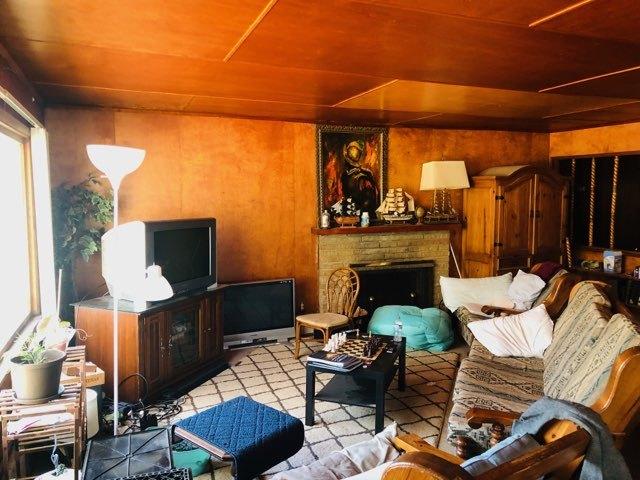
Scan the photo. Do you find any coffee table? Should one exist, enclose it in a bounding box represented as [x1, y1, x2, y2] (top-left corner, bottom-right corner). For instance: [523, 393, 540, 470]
[305, 334, 406, 433]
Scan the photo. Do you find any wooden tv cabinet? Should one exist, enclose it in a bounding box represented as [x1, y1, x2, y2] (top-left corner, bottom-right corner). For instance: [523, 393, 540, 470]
[74, 287, 227, 402]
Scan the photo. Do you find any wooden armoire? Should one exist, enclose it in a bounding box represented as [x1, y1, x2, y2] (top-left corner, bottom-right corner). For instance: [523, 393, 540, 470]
[462, 165, 569, 278]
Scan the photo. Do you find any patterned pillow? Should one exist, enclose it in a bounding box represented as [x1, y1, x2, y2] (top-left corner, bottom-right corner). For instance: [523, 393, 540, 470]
[543, 300, 610, 398]
[557, 314, 640, 405]
[532, 269, 568, 308]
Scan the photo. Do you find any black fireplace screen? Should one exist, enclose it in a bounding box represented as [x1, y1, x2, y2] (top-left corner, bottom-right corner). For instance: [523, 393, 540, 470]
[351, 260, 435, 318]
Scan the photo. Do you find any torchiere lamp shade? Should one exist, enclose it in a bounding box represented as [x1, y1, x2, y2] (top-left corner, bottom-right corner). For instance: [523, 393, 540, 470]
[420, 161, 470, 190]
[86, 144, 145, 189]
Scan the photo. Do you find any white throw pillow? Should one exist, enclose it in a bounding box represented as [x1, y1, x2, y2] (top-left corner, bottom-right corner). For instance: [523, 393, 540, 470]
[508, 270, 546, 310]
[467, 304, 554, 357]
[343, 462, 393, 480]
[272, 423, 399, 480]
[440, 273, 513, 312]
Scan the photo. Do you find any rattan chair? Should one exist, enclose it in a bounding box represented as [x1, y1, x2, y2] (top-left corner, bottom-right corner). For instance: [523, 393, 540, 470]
[294, 267, 360, 359]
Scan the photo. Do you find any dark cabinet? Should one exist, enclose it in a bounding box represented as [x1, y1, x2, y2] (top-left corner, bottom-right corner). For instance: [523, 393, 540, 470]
[165, 301, 205, 379]
[75, 289, 227, 402]
[141, 313, 166, 393]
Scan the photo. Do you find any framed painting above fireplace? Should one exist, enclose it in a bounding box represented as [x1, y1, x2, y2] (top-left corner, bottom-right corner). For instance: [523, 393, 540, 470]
[316, 124, 388, 219]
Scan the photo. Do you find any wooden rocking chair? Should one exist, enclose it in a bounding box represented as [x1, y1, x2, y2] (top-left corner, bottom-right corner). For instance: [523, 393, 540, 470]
[381, 344, 640, 480]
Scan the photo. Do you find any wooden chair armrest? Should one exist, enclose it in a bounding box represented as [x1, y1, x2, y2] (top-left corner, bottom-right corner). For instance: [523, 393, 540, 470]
[474, 429, 590, 480]
[480, 305, 523, 316]
[393, 434, 463, 465]
[466, 408, 521, 429]
[382, 452, 474, 480]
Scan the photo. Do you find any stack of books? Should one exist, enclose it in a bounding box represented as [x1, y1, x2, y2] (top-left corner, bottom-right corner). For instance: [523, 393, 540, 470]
[307, 351, 362, 372]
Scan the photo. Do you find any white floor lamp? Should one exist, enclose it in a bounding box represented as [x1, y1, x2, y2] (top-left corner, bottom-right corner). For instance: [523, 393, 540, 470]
[86, 144, 173, 435]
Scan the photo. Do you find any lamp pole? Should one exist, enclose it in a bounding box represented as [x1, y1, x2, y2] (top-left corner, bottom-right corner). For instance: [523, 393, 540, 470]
[111, 181, 120, 436]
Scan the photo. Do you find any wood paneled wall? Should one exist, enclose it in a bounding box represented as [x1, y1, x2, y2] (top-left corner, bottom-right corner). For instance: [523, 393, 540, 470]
[550, 121, 640, 156]
[46, 107, 549, 309]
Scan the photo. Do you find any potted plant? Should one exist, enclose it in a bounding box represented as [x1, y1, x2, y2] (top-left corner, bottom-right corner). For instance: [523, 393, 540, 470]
[52, 174, 113, 320]
[9, 334, 66, 403]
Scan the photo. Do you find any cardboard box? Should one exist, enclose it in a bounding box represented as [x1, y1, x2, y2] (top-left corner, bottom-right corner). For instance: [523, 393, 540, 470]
[603, 250, 623, 273]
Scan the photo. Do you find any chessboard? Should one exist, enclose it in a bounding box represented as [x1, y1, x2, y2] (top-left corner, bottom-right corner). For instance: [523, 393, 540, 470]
[334, 337, 387, 362]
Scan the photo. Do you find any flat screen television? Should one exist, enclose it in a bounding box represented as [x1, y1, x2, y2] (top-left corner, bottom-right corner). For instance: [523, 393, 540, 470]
[101, 218, 216, 302]
[223, 278, 295, 348]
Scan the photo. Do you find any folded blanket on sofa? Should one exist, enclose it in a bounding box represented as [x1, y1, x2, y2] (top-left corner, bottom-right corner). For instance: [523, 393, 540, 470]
[512, 396, 631, 480]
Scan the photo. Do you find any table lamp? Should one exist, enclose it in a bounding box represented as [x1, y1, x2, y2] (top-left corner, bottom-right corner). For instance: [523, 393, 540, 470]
[86, 144, 173, 435]
[420, 160, 469, 278]
[419, 160, 470, 219]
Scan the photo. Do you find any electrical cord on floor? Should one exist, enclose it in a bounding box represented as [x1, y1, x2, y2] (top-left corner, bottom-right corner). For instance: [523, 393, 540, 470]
[101, 373, 186, 434]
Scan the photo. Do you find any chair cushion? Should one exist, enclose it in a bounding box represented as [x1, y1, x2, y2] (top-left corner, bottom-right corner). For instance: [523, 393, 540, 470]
[297, 312, 349, 328]
[543, 300, 610, 399]
[461, 433, 541, 476]
[447, 358, 543, 448]
[469, 340, 545, 373]
[557, 313, 640, 405]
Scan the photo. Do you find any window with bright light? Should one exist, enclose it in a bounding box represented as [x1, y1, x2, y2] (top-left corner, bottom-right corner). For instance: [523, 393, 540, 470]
[0, 131, 34, 347]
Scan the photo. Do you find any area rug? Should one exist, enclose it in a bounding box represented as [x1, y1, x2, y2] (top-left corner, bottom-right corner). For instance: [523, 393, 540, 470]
[173, 339, 459, 479]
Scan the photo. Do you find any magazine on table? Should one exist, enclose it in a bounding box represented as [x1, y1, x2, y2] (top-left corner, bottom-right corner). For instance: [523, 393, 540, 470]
[307, 351, 362, 370]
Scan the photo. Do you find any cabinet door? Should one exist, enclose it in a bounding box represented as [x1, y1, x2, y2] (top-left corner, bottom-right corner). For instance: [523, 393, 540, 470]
[533, 174, 567, 263]
[166, 300, 205, 378]
[462, 183, 496, 277]
[141, 313, 166, 394]
[204, 292, 223, 360]
[495, 176, 535, 267]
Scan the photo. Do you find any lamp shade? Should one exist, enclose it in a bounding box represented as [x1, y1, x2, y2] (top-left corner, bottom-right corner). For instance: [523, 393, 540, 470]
[140, 264, 173, 301]
[420, 161, 470, 190]
[86, 144, 145, 190]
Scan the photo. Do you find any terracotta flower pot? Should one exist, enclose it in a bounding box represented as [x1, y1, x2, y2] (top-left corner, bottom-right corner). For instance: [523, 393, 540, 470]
[10, 349, 66, 403]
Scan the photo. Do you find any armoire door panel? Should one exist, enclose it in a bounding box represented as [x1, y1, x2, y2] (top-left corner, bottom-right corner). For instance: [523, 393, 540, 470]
[534, 174, 567, 262]
[463, 185, 495, 257]
[496, 177, 534, 259]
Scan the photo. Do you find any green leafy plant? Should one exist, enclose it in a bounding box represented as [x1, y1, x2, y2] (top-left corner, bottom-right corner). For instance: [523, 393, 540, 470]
[52, 174, 113, 269]
[51, 175, 113, 319]
[15, 334, 47, 365]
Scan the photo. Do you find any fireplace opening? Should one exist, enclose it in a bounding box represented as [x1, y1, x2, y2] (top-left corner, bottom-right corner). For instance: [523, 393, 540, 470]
[351, 260, 435, 325]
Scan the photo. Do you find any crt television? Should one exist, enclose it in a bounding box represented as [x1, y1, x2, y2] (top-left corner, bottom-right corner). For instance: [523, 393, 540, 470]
[102, 218, 217, 302]
[223, 278, 295, 349]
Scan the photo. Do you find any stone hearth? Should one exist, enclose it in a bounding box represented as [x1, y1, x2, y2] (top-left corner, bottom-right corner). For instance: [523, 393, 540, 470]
[317, 230, 450, 312]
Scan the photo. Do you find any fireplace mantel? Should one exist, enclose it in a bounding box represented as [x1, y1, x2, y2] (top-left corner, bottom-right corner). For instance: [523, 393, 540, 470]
[311, 223, 461, 236]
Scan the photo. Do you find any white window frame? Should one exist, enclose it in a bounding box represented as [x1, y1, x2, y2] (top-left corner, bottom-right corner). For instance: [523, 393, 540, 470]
[0, 94, 55, 356]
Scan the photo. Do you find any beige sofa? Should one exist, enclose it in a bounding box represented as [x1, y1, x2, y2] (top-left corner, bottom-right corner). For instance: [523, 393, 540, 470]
[446, 281, 640, 449]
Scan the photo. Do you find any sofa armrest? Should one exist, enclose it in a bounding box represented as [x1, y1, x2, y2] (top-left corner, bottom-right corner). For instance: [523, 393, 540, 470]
[480, 305, 524, 316]
[465, 407, 520, 429]
[541, 273, 580, 319]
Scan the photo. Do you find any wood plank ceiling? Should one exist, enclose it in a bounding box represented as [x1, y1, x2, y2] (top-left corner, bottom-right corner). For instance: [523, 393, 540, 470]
[2, 0, 640, 131]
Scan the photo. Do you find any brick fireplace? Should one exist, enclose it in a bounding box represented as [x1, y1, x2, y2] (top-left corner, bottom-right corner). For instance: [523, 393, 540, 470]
[315, 226, 457, 312]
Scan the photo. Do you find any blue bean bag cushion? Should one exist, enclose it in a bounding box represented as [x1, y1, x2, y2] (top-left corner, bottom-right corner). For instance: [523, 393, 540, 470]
[367, 305, 454, 351]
